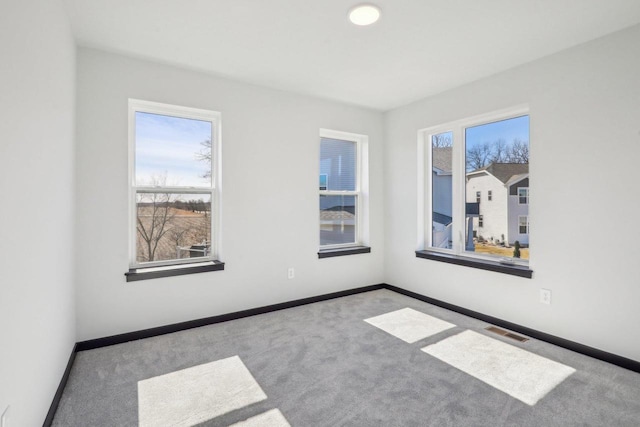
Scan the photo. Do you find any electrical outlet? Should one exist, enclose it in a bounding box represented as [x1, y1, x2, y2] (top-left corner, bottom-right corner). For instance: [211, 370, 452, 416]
[287, 268, 295, 279]
[540, 289, 551, 305]
[1, 405, 9, 427]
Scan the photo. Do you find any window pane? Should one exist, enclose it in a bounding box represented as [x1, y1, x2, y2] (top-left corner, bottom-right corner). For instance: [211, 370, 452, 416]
[136, 192, 212, 263]
[465, 115, 529, 258]
[430, 132, 453, 249]
[320, 195, 356, 246]
[135, 112, 213, 188]
[320, 138, 356, 191]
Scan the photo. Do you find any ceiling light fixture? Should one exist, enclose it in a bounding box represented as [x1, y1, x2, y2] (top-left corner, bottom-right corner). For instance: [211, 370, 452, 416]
[349, 4, 381, 26]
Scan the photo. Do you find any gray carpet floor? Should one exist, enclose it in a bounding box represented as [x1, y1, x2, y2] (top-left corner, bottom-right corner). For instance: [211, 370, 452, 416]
[52, 289, 640, 426]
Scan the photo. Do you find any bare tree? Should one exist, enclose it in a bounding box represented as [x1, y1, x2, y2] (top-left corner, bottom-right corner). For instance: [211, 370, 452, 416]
[467, 138, 529, 171]
[506, 138, 529, 163]
[136, 175, 176, 262]
[195, 139, 212, 178]
[432, 133, 452, 148]
[492, 138, 508, 163]
[466, 142, 494, 171]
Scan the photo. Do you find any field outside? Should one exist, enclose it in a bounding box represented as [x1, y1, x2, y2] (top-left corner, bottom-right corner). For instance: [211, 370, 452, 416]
[137, 207, 210, 263]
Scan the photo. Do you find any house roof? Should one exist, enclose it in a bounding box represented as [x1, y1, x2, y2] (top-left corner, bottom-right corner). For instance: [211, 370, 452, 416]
[432, 147, 452, 173]
[505, 173, 529, 188]
[468, 163, 529, 184]
[432, 212, 452, 226]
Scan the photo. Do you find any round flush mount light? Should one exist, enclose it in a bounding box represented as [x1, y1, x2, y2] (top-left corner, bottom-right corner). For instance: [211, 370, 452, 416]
[348, 4, 381, 26]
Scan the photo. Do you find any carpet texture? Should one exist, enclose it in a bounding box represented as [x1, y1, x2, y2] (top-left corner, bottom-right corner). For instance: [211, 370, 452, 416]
[364, 307, 456, 343]
[228, 409, 290, 427]
[52, 289, 640, 426]
[138, 356, 267, 426]
[421, 330, 576, 405]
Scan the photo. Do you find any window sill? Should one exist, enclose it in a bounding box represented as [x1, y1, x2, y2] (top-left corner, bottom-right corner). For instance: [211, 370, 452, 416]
[318, 246, 371, 259]
[125, 260, 225, 282]
[415, 250, 532, 278]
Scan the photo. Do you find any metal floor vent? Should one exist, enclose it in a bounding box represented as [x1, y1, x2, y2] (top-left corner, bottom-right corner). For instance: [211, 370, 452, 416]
[485, 326, 529, 342]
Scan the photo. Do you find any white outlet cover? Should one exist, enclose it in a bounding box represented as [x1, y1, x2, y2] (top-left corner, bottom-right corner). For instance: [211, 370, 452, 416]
[540, 289, 551, 305]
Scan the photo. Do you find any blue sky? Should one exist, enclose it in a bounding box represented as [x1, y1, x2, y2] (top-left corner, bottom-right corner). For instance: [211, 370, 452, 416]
[465, 115, 529, 149]
[135, 112, 212, 187]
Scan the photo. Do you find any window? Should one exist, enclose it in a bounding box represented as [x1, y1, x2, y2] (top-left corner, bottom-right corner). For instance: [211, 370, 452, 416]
[519, 216, 529, 234]
[127, 100, 222, 279]
[319, 129, 369, 255]
[518, 187, 529, 204]
[419, 106, 530, 269]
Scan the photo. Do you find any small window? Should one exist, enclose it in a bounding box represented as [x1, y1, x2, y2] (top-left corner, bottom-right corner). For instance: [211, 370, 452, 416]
[488, 190, 492, 201]
[476, 191, 481, 203]
[128, 99, 221, 270]
[518, 187, 529, 204]
[519, 215, 529, 234]
[319, 129, 368, 250]
[479, 214, 484, 228]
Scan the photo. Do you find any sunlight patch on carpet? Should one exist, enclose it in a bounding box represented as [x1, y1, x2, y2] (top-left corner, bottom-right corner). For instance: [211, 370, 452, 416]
[138, 355, 267, 427]
[228, 409, 291, 427]
[364, 307, 456, 343]
[421, 330, 576, 405]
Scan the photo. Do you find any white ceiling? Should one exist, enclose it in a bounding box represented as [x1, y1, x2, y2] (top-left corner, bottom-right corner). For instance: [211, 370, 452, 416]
[63, 0, 640, 111]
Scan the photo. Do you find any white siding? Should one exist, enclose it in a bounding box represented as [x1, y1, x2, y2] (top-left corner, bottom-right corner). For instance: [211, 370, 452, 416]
[432, 171, 452, 219]
[466, 174, 508, 244]
[508, 195, 530, 245]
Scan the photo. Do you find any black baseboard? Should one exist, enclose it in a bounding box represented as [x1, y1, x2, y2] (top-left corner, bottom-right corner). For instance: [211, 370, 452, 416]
[76, 284, 386, 351]
[47, 281, 640, 425]
[43, 344, 77, 427]
[384, 284, 640, 374]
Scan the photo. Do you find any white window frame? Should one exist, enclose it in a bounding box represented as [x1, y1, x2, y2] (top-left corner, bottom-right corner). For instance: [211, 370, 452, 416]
[417, 105, 529, 265]
[128, 99, 222, 269]
[488, 190, 492, 201]
[518, 215, 529, 234]
[518, 187, 529, 205]
[319, 128, 369, 249]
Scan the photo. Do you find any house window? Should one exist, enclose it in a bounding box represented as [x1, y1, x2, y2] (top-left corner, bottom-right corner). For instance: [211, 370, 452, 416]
[518, 187, 529, 204]
[519, 215, 529, 234]
[419, 106, 530, 264]
[128, 99, 221, 274]
[319, 129, 369, 252]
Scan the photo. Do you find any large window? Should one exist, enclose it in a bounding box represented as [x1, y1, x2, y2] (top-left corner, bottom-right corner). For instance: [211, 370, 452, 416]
[319, 129, 368, 251]
[420, 107, 530, 266]
[128, 100, 221, 271]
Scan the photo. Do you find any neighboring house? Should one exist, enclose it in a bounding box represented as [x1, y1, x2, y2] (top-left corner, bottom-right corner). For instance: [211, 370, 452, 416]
[431, 147, 453, 248]
[466, 163, 529, 246]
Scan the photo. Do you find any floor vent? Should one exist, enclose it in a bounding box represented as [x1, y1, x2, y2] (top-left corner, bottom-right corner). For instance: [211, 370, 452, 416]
[485, 326, 529, 342]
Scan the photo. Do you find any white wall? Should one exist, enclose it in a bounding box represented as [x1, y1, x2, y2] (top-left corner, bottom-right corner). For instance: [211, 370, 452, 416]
[0, 0, 76, 425]
[384, 24, 640, 362]
[75, 49, 385, 340]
